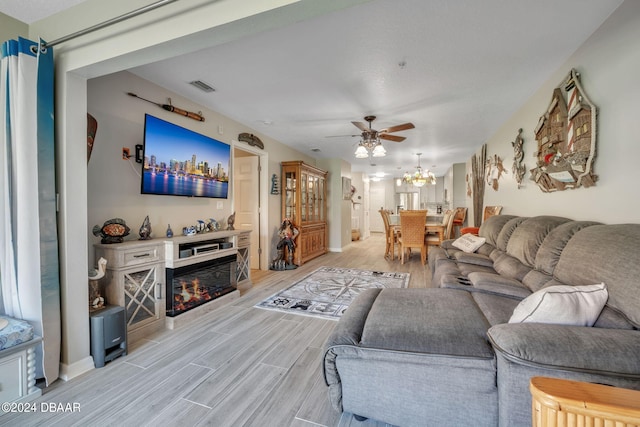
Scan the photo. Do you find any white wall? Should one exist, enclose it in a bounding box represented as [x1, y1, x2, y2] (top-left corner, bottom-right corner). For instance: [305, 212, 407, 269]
[482, 1, 640, 223]
[0, 12, 27, 41]
[318, 157, 352, 251]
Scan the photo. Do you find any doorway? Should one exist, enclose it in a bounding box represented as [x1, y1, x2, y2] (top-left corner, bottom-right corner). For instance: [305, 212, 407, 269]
[233, 145, 267, 270]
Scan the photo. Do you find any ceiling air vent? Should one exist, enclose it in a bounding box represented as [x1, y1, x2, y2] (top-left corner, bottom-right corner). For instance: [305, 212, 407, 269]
[189, 80, 215, 93]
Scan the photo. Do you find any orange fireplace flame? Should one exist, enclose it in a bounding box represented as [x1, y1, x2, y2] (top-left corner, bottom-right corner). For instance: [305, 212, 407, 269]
[176, 277, 212, 311]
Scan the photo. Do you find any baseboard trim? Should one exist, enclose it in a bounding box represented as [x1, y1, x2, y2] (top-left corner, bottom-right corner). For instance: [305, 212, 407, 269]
[58, 356, 95, 381]
[328, 247, 343, 252]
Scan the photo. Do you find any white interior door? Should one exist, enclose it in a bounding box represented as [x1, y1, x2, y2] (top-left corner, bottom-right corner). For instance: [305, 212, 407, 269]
[234, 154, 260, 269]
[369, 182, 385, 233]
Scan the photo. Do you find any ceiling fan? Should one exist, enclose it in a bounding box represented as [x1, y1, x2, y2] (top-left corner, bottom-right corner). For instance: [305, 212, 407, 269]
[350, 115, 415, 143]
[326, 115, 415, 142]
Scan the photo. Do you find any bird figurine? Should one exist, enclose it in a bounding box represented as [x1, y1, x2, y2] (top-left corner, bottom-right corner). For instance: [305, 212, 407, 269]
[139, 215, 152, 240]
[88, 257, 107, 310]
[88, 257, 108, 281]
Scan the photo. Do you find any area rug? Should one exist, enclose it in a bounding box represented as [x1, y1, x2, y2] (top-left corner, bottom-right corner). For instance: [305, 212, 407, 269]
[254, 266, 410, 320]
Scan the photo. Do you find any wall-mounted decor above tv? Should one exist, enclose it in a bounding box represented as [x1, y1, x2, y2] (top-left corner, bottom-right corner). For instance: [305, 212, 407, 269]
[141, 114, 230, 199]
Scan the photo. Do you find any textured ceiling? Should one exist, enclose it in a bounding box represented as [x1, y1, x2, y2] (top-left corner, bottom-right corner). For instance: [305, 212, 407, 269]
[2, 0, 623, 179]
[0, 0, 87, 24]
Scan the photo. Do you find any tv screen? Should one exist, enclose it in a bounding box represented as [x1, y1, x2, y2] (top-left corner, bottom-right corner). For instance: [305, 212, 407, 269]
[141, 114, 230, 198]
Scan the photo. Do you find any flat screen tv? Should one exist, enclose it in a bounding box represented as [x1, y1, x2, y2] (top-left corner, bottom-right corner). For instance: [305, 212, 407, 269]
[141, 114, 230, 199]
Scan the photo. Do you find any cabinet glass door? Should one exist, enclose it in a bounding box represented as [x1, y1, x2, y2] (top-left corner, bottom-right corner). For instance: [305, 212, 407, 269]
[312, 176, 319, 221]
[285, 170, 297, 224]
[301, 172, 308, 222]
[124, 266, 160, 328]
[318, 178, 325, 221]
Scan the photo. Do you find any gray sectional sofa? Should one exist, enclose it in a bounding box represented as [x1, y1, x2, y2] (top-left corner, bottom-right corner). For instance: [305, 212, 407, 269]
[323, 215, 640, 426]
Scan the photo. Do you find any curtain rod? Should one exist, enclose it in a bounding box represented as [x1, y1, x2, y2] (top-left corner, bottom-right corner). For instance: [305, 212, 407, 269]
[42, 0, 179, 49]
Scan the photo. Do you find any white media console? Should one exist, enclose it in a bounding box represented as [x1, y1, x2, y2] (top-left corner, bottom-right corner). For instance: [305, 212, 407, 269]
[95, 229, 251, 340]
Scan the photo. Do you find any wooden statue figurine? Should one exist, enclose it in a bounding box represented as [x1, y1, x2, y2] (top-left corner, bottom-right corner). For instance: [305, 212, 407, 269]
[271, 218, 299, 270]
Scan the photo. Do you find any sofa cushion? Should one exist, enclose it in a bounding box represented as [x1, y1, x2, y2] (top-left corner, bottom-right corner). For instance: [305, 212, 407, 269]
[468, 272, 532, 299]
[360, 288, 494, 357]
[491, 251, 532, 282]
[505, 216, 570, 267]
[452, 234, 486, 253]
[534, 220, 601, 276]
[494, 217, 528, 252]
[0, 316, 34, 351]
[521, 270, 556, 293]
[554, 224, 640, 328]
[488, 323, 640, 376]
[509, 283, 608, 326]
[472, 293, 521, 326]
[453, 251, 493, 267]
[479, 215, 518, 247]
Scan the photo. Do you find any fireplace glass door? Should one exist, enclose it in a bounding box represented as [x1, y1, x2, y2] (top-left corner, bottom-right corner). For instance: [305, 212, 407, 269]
[166, 254, 237, 317]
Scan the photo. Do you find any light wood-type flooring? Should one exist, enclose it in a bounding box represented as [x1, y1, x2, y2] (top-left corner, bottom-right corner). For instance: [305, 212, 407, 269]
[0, 233, 431, 427]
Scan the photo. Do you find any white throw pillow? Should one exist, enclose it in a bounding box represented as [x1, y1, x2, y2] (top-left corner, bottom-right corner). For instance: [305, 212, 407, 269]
[509, 283, 608, 326]
[452, 233, 486, 253]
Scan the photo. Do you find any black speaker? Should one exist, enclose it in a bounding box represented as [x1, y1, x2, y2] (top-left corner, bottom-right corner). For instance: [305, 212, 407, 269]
[90, 305, 127, 368]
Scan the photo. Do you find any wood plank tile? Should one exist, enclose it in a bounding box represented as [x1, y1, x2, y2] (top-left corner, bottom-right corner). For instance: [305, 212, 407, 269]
[11, 234, 424, 427]
[194, 363, 286, 426]
[245, 347, 323, 426]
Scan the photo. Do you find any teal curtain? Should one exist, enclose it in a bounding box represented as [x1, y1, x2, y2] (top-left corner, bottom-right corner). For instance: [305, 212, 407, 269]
[1, 37, 61, 385]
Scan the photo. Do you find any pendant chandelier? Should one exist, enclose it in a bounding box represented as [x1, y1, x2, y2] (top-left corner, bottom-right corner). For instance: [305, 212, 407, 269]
[403, 153, 436, 187]
[354, 134, 386, 158]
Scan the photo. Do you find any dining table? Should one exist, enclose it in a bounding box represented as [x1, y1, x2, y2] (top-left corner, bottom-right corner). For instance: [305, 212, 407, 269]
[388, 215, 447, 245]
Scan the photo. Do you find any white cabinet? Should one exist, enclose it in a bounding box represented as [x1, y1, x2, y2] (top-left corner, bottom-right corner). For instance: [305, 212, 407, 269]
[0, 337, 42, 405]
[95, 240, 165, 343]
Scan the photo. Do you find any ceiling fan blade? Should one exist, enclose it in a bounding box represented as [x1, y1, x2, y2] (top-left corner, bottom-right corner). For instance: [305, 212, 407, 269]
[378, 122, 415, 133]
[351, 121, 370, 132]
[379, 133, 405, 142]
[325, 134, 359, 138]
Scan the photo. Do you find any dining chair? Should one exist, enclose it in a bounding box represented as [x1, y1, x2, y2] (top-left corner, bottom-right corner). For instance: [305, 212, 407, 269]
[452, 207, 467, 238]
[460, 205, 503, 236]
[379, 209, 398, 260]
[398, 210, 428, 265]
[483, 205, 503, 221]
[426, 209, 454, 248]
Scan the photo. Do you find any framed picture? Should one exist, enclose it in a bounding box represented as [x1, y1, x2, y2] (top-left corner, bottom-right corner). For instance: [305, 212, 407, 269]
[342, 177, 352, 200]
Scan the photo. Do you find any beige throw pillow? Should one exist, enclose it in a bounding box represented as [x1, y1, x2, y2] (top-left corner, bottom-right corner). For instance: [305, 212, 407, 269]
[452, 233, 486, 253]
[509, 283, 608, 326]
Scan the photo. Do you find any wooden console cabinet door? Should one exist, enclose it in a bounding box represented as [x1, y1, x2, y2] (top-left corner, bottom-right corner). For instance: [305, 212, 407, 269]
[281, 161, 328, 265]
[530, 376, 640, 427]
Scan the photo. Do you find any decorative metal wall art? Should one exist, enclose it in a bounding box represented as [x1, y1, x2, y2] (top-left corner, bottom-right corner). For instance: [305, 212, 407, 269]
[511, 128, 526, 188]
[530, 69, 597, 192]
[271, 174, 280, 195]
[485, 154, 508, 191]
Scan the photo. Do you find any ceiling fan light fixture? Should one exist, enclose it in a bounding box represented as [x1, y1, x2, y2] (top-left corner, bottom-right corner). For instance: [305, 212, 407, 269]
[372, 143, 386, 157]
[354, 144, 369, 158]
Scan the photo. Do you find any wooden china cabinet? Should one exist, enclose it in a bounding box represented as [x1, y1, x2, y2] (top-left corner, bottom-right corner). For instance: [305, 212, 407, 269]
[281, 161, 328, 265]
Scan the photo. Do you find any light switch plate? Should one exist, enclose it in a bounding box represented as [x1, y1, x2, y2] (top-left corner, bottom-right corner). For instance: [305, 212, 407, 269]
[217, 201, 223, 209]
